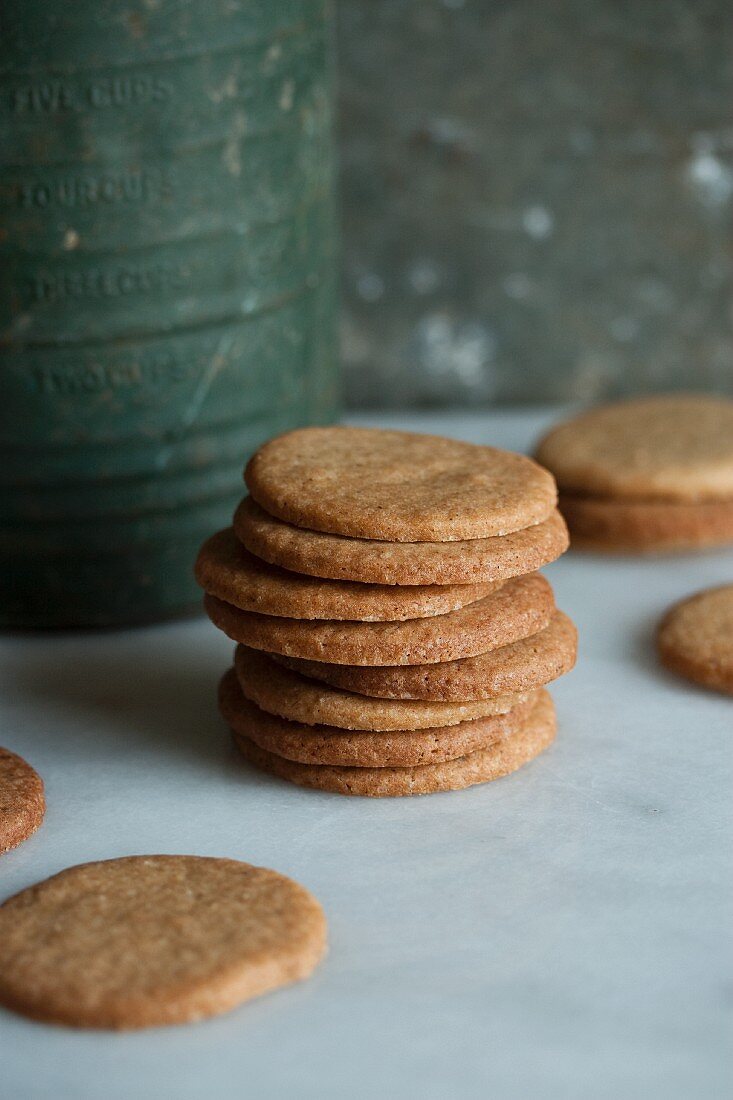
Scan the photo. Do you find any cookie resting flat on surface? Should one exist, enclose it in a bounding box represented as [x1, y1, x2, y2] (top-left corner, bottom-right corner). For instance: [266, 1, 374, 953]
[0, 855, 326, 1030]
[558, 494, 733, 553]
[657, 584, 733, 695]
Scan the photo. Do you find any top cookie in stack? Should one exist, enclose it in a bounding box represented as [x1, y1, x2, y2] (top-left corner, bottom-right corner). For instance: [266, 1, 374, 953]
[536, 395, 733, 553]
[196, 427, 576, 797]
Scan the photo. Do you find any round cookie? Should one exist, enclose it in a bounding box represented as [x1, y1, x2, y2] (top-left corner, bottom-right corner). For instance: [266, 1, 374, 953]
[0, 747, 45, 854]
[205, 572, 554, 666]
[245, 426, 557, 541]
[0, 855, 326, 1029]
[657, 584, 733, 695]
[234, 497, 569, 586]
[559, 494, 733, 553]
[219, 668, 537, 768]
[234, 690, 556, 797]
[279, 610, 577, 701]
[195, 528, 497, 620]
[234, 646, 529, 731]
[536, 395, 733, 503]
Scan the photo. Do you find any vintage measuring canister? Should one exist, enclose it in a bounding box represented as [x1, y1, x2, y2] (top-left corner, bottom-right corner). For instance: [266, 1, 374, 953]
[0, 0, 338, 626]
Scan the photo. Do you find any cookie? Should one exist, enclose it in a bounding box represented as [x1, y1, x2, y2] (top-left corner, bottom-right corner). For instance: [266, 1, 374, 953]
[0, 747, 45, 854]
[234, 646, 529, 731]
[234, 690, 556, 797]
[278, 610, 577, 701]
[245, 426, 557, 541]
[219, 668, 537, 768]
[205, 572, 554, 666]
[234, 497, 569, 586]
[536, 395, 733, 503]
[195, 528, 497, 620]
[558, 494, 733, 553]
[0, 856, 326, 1029]
[657, 584, 733, 694]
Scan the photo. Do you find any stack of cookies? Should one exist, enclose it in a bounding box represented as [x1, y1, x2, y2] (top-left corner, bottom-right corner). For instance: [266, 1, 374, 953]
[196, 427, 577, 797]
[536, 394, 733, 553]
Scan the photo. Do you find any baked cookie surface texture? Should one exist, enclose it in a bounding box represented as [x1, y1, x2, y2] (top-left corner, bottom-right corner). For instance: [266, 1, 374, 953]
[0, 855, 326, 1029]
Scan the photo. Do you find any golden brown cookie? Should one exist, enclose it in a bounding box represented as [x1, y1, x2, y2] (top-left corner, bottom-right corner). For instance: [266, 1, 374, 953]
[0, 855, 326, 1029]
[219, 668, 537, 768]
[205, 572, 554, 666]
[536, 395, 733, 503]
[0, 747, 45, 855]
[234, 497, 569, 586]
[657, 584, 733, 694]
[245, 426, 557, 541]
[195, 528, 497, 620]
[234, 690, 556, 797]
[234, 646, 529, 731]
[279, 610, 577, 702]
[559, 494, 733, 553]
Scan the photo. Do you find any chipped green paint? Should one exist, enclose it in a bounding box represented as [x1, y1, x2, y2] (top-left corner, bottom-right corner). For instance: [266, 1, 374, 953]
[0, 0, 338, 626]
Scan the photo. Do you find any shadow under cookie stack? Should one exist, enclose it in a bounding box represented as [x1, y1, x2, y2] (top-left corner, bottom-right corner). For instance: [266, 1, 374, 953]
[196, 428, 577, 798]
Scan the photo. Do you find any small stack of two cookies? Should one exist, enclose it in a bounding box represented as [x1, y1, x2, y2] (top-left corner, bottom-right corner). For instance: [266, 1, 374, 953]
[196, 428, 577, 797]
[536, 395, 733, 553]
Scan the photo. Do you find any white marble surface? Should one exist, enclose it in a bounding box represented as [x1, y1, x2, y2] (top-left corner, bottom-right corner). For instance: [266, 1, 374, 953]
[1, 410, 731, 1100]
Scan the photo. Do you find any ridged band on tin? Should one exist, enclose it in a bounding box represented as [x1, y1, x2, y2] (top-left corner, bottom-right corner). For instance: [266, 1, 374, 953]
[0, 1, 338, 625]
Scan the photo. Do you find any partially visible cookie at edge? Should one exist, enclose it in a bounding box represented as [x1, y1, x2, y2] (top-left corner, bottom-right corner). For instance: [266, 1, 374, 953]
[0, 747, 45, 855]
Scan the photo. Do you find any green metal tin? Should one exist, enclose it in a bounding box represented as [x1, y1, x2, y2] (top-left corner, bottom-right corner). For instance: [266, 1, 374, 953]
[0, 0, 338, 627]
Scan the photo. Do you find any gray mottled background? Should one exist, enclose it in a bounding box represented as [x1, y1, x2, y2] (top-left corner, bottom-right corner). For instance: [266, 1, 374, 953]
[337, 0, 732, 407]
